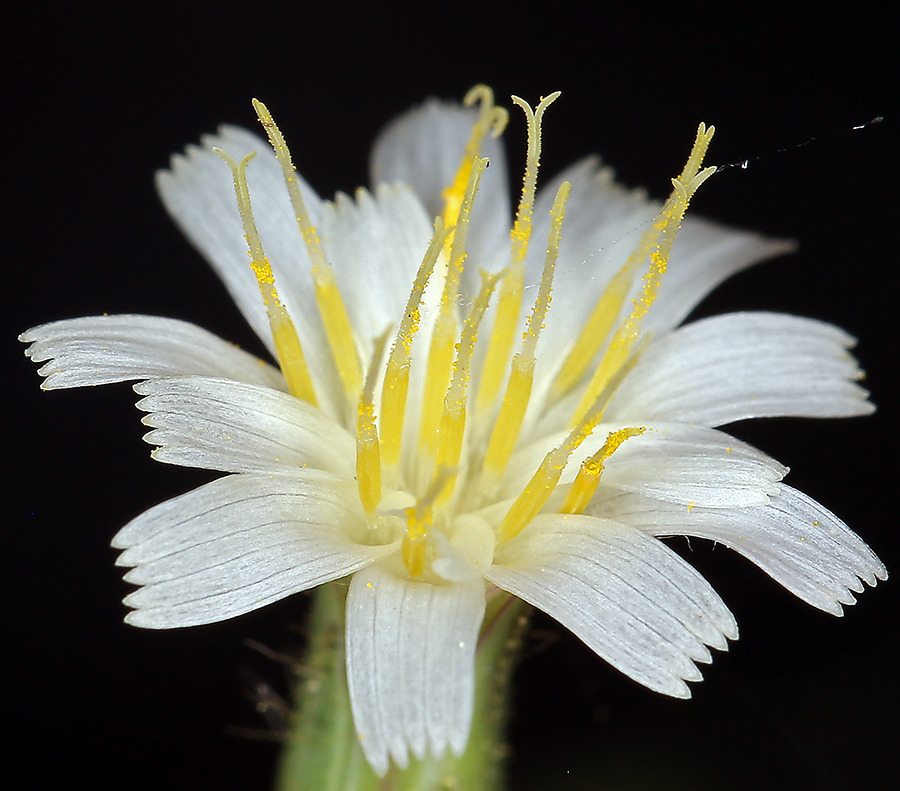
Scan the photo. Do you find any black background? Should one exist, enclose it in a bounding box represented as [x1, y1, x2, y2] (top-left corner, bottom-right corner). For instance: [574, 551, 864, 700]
[8, 3, 897, 790]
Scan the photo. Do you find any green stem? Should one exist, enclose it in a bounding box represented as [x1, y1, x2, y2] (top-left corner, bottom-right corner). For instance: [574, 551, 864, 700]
[274, 582, 530, 791]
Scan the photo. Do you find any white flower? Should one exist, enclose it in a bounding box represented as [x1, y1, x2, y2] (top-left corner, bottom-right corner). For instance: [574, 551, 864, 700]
[21, 87, 885, 776]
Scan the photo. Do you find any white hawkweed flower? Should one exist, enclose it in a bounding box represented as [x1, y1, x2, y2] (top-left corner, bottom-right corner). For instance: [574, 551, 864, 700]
[22, 87, 885, 776]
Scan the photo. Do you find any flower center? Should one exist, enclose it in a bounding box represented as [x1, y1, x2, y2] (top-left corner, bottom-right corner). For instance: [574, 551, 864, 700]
[219, 87, 716, 580]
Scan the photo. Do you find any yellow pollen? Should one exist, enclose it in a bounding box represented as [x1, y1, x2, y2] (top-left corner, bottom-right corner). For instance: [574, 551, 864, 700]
[481, 180, 570, 492]
[214, 148, 317, 404]
[476, 92, 561, 418]
[419, 156, 488, 459]
[379, 218, 450, 483]
[356, 331, 389, 514]
[570, 123, 716, 426]
[253, 99, 363, 409]
[560, 427, 646, 514]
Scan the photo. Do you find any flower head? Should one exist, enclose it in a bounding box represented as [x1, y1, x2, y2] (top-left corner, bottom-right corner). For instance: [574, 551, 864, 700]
[22, 86, 886, 776]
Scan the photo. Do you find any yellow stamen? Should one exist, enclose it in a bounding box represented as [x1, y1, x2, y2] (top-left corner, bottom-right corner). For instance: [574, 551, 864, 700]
[441, 85, 508, 230]
[379, 218, 450, 481]
[356, 331, 390, 514]
[497, 446, 568, 545]
[401, 504, 430, 579]
[253, 99, 363, 407]
[549, 263, 633, 403]
[214, 149, 317, 404]
[401, 473, 451, 578]
[498, 124, 716, 544]
[497, 349, 636, 544]
[475, 264, 524, 415]
[560, 427, 646, 514]
[476, 92, 561, 417]
[482, 181, 570, 489]
[434, 270, 500, 503]
[570, 123, 716, 426]
[420, 156, 488, 458]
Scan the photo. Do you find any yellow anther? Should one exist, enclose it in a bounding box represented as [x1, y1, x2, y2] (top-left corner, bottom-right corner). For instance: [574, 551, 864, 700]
[214, 148, 317, 404]
[549, 263, 633, 403]
[475, 92, 560, 417]
[560, 427, 646, 514]
[253, 99, 363, 407]
[356, 331, 389, 514]
[441, 85, 509, 230]
[570, 123, 716, 426]
[434, 270, 500, 503]
[380, 218, 450, 480]
[401, 506, 430, 579]
[520, 181, 568, 360]
[420, 157, 488, 458]
[498, 352, 635, 544]
[482, 181, 570, 490]
[474, 264, 524, 416]
[400, 472, 451, 578]
[497, 447, 568, 545]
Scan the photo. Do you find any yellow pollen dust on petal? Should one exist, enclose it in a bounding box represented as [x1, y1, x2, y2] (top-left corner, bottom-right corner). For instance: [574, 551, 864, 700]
[476, 92, 561, 418]
[214, 148, 317, 405]
[419, 156, 488, 460]
[433, 269, 501, 505]
[481, 180, 570, 493]
[569, 123, 717, 427]
[379, 217, 450, 484]
[356, 330, 390, 514]
[560, 426, 646, 514]
[253, 99, 363, 408]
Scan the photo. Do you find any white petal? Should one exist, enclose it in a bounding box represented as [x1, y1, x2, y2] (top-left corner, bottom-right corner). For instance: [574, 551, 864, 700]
[499, 424, 786, 510]
[594, 486, 887, 615]
[527, 158, 658, 367]
[134, 376, 354, 477]
[488, 515, 737, 697]
[598, 424, 787, 507]
[319, 183, 433, 357]
[516, 160, 793, 413]
[112, 473, 391, 628]
[607, 312, 873, 426]
[156, 126, 340, 407]
[645, 214, 795, 337]
[20, 315, 285, 390]
[345, 565, 485, 776]
[369, 98, 511, 275]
